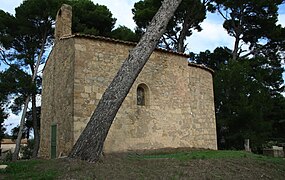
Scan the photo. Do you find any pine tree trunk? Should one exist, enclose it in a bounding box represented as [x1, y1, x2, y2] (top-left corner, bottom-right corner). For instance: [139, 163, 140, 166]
[12, 34, 46, 161]
[32, 94, 40, 158]
[232, 35, 240, 61]
[177, 25, 188, 53]
[177, 14, 193, 53]
[69, 0, 182, 162]
[12, 96, 29, 161]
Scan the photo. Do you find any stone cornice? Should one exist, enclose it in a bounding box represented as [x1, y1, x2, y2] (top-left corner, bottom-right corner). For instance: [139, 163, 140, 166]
[61, 33, 190, 58]
[188, 63, 214, 74]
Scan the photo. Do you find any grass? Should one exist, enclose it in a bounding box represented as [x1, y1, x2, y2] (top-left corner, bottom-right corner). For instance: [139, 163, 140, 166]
[1, 150, 284, 179]
[136, 150, 281, 161]
[0, 159, 59, 179]
[135, 150, 247, 160]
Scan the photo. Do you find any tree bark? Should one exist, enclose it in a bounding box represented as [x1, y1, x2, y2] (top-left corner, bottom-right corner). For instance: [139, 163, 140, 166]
[32, 94, 40, 158]
[69, 0, 182, 162]
[177, 16, 193, 53]
[12, 96, 30, 161]
[232, 35, 240, 61]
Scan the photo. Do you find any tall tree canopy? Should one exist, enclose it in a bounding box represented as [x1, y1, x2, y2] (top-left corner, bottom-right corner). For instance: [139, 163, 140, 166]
[0, 0, 65, 160]
[193, 45, 284, 150]
[68, 0, 116, 36]
[208, 0, 283, 60]
[193, 0, 285, 150]
[110, 25, 140, 42]
[132, 0, 207, 52]
[0, 66, 34, 148]
[214, 57, 282, 150]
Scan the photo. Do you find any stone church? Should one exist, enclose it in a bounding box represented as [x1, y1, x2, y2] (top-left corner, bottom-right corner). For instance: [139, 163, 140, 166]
[39, 4, 217, 159]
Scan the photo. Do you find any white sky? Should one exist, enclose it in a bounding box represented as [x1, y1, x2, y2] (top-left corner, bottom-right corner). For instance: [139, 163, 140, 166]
[0, 0, 285, 133]
[1, 0, 284, 53]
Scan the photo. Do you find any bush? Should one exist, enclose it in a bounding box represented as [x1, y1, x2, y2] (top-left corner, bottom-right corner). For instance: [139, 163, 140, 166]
[3, 150, 12, 162]
[20, 139, 34, 159]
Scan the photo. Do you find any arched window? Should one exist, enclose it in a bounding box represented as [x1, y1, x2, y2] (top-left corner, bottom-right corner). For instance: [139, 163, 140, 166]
[137, 86, 145, 106]
[137, 84, 149, 106]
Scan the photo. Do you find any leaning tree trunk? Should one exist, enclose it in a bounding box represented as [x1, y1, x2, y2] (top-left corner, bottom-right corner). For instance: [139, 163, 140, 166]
[69, 0, 182, 162]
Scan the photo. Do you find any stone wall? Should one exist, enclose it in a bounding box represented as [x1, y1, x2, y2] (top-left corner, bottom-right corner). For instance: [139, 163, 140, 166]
[72, 36, 217, 153]
[40, 35, 217, 158]
[39, 38, 75, 158]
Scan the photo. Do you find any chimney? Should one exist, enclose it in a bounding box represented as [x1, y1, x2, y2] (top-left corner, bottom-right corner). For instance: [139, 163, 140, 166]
[55, 4, 72, 41]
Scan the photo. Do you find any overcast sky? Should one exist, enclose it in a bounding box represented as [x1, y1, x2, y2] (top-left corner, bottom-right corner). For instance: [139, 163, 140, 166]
[0, 0, 285, 132]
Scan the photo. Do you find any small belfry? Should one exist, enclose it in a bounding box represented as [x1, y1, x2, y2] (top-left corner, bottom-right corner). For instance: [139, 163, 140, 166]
[54, 4, 72, 42]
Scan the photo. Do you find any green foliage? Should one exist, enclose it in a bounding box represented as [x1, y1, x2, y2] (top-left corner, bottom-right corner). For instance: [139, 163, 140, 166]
[110, 26, 140, 42]
[25, 107, 41, 131]
[197, 0, 285, 150]
[3, 150, 13, 162]
[10, 107, 40, 140]
[191, 46, 232, 71]
[214, 59, 273, 149]
[193, 44, 285, 150]
[0, 94, 8, 141]
[68, 0, 116, 36]
[9, 107, 41, 140]
[132, 0, 207, 52]
[0, 114, 6, 141]
[0, 71, 8, 141]
[20, 139, 34, 159]
[208, 0, 283, 59]
[270, 95, 285, 140]
[0, 2, 69, 108]
[0, 0, 64, 158]
[0, 11, 15, 50]
[0, 66, 34, 114]
[2, 0, 64, 67]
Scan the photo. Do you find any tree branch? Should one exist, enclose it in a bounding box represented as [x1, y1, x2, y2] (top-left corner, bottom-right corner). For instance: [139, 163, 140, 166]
[12, 30, 47, 161]
[161, 35, 172, 50]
